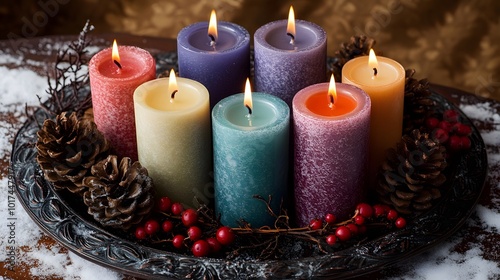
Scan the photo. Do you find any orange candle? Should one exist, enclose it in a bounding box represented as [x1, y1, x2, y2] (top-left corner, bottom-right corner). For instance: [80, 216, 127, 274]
[293, 75, 371, 226]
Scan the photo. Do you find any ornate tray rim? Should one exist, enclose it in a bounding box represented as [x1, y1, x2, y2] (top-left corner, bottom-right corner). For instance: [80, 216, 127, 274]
[10, 86, 488, 279]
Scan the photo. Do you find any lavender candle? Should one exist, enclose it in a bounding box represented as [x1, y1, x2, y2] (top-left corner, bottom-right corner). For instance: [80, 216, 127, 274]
[254, 7, 327, 106]
[177, 10, 250, 108]
[293, 79, 371, 226]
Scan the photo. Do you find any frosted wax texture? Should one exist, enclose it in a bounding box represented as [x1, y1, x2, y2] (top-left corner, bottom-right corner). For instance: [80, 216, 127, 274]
[212, 93, 290, 227]
[89, 46, 156, 161]
[254, 19, 327, 106]
[342, 56, 405, 185]
[177, 21, 250, 108]
[134, 78, 212, 208]
[293, 83, 371, 226]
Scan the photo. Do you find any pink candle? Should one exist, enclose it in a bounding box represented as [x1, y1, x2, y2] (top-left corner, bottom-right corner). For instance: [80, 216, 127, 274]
[89, 41, 156, 160]
[292, 79, 371, 226]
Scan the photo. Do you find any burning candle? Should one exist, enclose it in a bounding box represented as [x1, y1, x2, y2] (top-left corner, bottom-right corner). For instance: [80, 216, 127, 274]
[254, 6, 327, 106]
[293, 75, 371, 226]
[89, 40, 156, 160]
[133, 70, 212, 207]
[342, 49, 405, 185]
[177, 10, 250, 108]
[212, 79, 290, 227]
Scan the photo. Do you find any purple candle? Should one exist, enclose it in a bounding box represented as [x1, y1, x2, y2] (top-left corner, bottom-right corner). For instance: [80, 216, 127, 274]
[177, 10, 250, 108]
[254, 7, 327, 106]
[292, 79, 371, 226]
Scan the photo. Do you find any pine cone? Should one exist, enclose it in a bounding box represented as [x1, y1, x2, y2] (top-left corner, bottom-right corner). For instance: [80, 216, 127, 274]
[36, 111, 110, 194]
[82, 155, 155, 230]
[403, 69, 436, 134]
[376, 129, 447, 215]
[330, 35, 376, 81]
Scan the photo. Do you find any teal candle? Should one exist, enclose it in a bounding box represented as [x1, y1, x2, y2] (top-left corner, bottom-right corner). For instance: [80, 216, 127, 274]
[212, 91, 290, 227]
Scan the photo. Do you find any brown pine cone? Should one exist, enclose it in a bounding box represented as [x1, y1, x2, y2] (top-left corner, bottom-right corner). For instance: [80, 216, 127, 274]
[36, 111, 110, 194]
[330, 35, 376, 81]
[83, 155, 155, 230]
[403, 69, 436, 134]
[377, 129, 447, 214]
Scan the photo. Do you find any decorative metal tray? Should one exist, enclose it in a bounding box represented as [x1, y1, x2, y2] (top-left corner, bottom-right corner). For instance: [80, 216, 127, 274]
[11, 54, 487, 279]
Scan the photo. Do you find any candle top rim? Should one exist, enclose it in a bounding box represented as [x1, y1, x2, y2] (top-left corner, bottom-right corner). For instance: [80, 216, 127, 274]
[342, 56, 405, 88]
[177, 21, 250, 53]
[134, 77, 209, 113]
[89, 45, 155, 81]
[212, 92, 290, 131]
[254, 19, 326, 52]
[293, 83, 371, 120]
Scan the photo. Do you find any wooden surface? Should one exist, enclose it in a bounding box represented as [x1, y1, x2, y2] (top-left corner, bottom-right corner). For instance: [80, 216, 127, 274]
[1, 34, 499, 279]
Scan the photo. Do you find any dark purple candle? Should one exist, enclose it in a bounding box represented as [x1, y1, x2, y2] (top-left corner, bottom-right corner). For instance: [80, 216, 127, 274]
[293, 82, 371, 226]
[254, 11, 327, 106]
[177, 13, 250, 108]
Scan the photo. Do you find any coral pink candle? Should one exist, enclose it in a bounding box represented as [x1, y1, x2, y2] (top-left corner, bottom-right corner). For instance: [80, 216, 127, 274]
[89, 40, 156, 160]
[293, 76, 371, 226]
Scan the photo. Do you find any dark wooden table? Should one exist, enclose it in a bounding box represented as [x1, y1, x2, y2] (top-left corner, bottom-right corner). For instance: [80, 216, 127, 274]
[1, 34, 499, 279]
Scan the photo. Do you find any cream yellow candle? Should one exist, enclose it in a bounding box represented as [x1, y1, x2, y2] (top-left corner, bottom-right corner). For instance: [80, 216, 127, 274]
[342, 50, 405, 186]
[133, 71, 212, 208]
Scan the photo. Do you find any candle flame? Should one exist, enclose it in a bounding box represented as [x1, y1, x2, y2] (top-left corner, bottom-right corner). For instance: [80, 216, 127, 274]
[328, 74, 337, 108]
[369, 49, 378, 77]
[287, 6, 296, 44]
[112, 39, 121, 69]
[169, 69, 178, 103]
[208, 10, 218, 44]
[244, 78, 253, 115]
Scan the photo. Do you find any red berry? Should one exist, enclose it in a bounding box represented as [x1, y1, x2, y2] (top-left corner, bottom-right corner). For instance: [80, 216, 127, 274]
[182, 209, 199, 227]
[449, 135, 462, 151]
[171, 202, 184, 216]
[326, 234, 337, 246]
[438, 120, 453, 132]
[191, 240, 210, 257]
[335, 225, 352, 241]
[172, 234, 185, 249]
[187, 226, 202, 241]
[216, 226, 235, 246]
[206, 237, 222, 253]
[373, 204, 387, 217]
[135, 226, 147, 240]
[395, 217, 407, 229]
[162, 220, 173, 233]
[356, 203, 373, 218]
[461, 136, 471, 150]
[425, 117, 440, 129]
[144, 219, 160, 235]
[443, 109, 459, 123]
[157, 196, 172, 212]
[346, 223, 359, 236]
[325, 213, 336, 224]
[354, 215, 365, 225]
[309, 218, 323, 230]
[432, 128, 449, 144]
[387, 209, 399, 221]
[455, 123, 472, 136]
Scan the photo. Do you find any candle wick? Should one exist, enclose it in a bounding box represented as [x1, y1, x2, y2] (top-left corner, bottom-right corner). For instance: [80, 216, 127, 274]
[287, 32, 295, 45]
[113, 59, 122, 69]
[170, 90, 178, 103]
[329, 95, 334, 109]
[209, 34, 216, 47]
[373, 67, 378, 77]
[245, 104, 252, 115]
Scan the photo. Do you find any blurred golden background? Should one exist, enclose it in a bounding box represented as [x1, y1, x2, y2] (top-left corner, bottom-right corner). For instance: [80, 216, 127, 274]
[1, 0, 499, 100]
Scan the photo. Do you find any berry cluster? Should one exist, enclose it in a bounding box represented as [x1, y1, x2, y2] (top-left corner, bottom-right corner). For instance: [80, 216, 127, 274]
[309, 203, 407, 247]
[133, 197, 408, 258]
[134, 196, 235, 257]
[426, 109, 472, 152]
